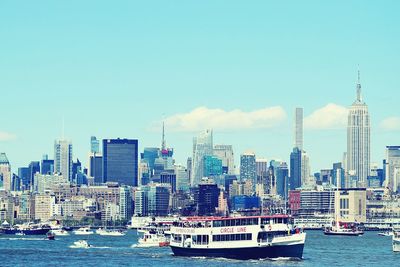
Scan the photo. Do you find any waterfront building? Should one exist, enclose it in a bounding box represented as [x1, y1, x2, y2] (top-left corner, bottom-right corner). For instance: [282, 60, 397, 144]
[0, 153, 11, 191]
[119, 186, 133, 220]
[335, 188, 367, 223]
[103, 138, 138, 186]
[385, 146, 400, 192]
[213, 145, 235, 174]
[34, 191, 56, 222]
[54, 139, 73, 182]
[192, 129, 213, 186]
[347, 72, 370, 187]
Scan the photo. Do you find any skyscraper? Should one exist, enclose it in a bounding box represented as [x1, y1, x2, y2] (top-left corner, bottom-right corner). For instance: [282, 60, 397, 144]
[0, 153, 11, 191]
[385, 146, 400, 192]
[41, 154, 54, 175]
[240, 151, 256, 185]
[347, 71, 370, 187]
[103, 138, 138, 186]
[290, 147, 302, 190]
[213, 145, 235, 174]
[192, 129, 213, 186]
[295, 107, 303, 150]
[54, 139, 73, 181]
[90, 136, 100, 154]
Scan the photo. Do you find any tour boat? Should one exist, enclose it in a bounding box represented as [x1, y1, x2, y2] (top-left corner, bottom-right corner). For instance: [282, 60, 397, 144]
[169, 215, 305, 260]
[73, 227, 94, 235]
[0, 223, 51, 235]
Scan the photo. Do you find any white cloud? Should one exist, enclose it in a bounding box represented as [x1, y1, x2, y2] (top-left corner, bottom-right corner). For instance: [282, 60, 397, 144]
[156, 106, 287, 132]
[380, 117, 400, 131]
[0, 131, 16, 141]
[305, 103, 348, 130]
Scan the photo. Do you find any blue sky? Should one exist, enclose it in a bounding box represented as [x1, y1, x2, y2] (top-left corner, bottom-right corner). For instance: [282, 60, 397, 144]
[1, 1, 400, 172]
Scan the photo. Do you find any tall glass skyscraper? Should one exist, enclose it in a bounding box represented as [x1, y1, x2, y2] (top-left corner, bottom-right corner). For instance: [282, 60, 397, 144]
[192, 129, 213, 186]
[103, 138, 138, 186]
[0, 153, 11, 191]
[54, 139, 73, 182]
[385, 146, 400, 192]
[347, 72, 370, 187]
[90, 136, 100, 154]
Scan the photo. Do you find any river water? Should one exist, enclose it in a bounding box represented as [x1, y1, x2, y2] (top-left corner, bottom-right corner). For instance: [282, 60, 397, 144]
[0, 230, 397, 266]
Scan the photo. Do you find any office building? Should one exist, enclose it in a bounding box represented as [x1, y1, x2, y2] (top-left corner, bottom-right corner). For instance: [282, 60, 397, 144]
[290, 148, 302, 190]
[203, 155, 223, 178]
[335, 188, 367, 223]
[192, 129, 213, 186]
[295, 107, 303, 150]
[347, 72, 370, 187]
[89, 153, 103, 184]
[213, 145, 235, 174]
[90, 136, 100, 154]
[41, 154, 54, 175]
[0, 153, 11, 191]
[385, 146, 400, 192]
[54, 139, 73, 181]
[197, 182, 219, 216]
[103, 138, 138, 186]
[240, 151, 256, 185]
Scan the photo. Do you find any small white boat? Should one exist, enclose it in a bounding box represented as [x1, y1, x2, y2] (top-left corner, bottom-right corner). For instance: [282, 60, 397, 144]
[135, 230, 169, 248]
[96, 228, 125, 236]
[378, 231, 393, 237]
[50, 229, 70, 236]
[70, 240, 91, 249]
[73, 227, 94, 235]
[393, 230, 400, 252]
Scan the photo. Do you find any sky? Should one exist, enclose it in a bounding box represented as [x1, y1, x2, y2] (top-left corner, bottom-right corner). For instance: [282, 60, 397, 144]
[1, 1, 400, 173]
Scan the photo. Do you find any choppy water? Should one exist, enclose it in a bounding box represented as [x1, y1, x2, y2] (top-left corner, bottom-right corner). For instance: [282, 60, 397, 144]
[0, 230, 398, 266]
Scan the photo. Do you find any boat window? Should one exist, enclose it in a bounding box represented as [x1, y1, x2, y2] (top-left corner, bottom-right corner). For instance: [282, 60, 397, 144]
[213, 220, 222, 228]
[212, 234, 252, 242]
[261, 218, 270, 224]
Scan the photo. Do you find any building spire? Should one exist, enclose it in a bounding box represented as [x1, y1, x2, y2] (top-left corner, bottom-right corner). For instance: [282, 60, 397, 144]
[356, 69, 362, 102]
[161, 121, 166, 150]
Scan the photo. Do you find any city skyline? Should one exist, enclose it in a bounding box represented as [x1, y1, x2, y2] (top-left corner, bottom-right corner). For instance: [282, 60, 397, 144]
[1, 1, 400, 172]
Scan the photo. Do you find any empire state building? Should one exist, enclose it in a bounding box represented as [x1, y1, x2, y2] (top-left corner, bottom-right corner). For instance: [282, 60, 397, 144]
[347, 72, 370, 187]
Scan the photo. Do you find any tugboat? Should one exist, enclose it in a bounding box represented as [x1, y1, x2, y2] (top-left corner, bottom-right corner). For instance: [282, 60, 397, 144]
[169, 215, 305, 260]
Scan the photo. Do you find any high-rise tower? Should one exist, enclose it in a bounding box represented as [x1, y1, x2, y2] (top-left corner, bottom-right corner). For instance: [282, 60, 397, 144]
[54, 139, 73, 181]
[347, 71, 370, 187]
[295, 107, 303, 150]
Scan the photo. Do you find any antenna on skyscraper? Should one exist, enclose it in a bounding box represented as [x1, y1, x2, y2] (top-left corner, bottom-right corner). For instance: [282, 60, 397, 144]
[356, 66, 362, 102]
